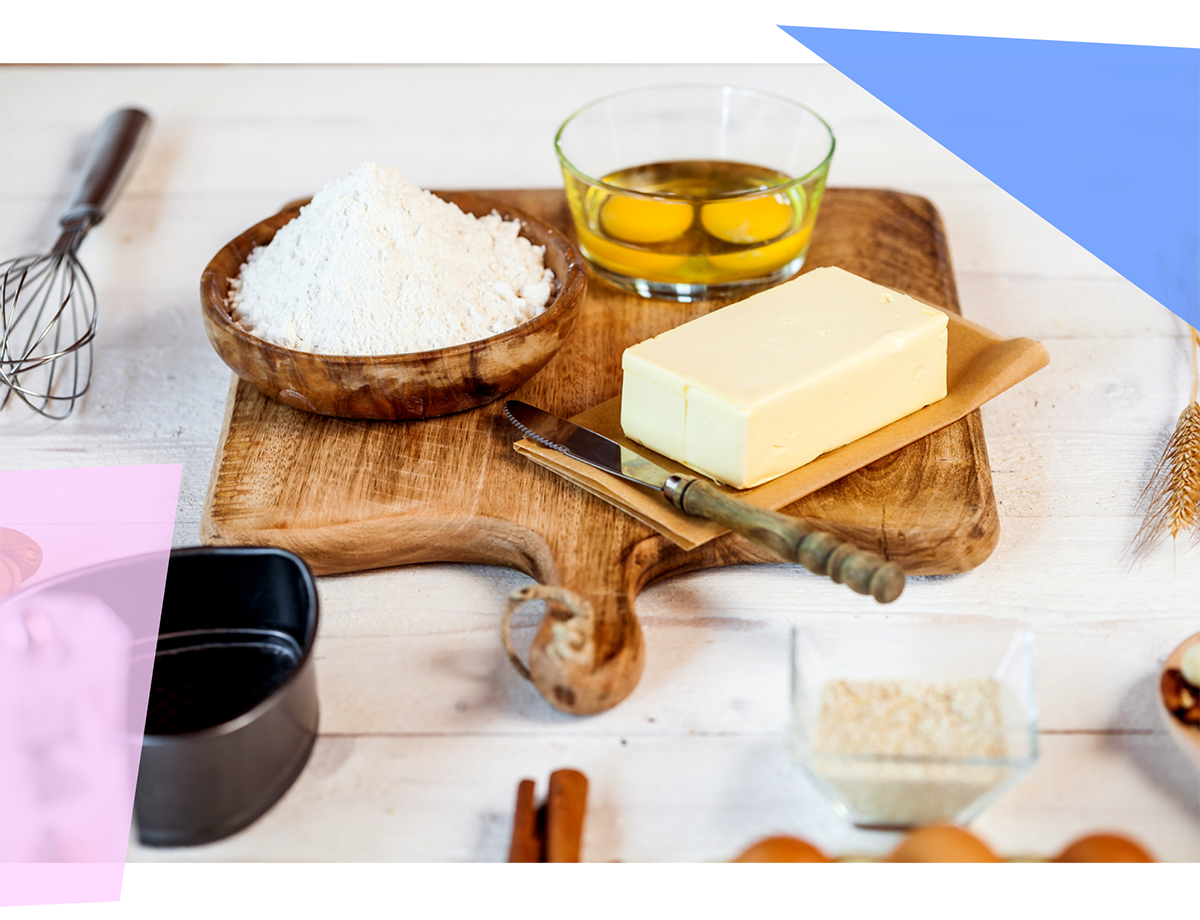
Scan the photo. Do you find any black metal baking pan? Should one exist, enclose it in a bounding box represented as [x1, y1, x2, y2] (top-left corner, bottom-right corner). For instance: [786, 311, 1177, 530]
[132, 546, 319, 847]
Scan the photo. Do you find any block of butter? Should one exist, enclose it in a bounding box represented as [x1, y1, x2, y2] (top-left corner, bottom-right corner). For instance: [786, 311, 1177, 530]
[619, 266, 949, 489]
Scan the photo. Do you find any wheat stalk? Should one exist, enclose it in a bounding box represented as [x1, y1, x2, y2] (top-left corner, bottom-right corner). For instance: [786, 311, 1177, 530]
[1132, 326, 1200, 557]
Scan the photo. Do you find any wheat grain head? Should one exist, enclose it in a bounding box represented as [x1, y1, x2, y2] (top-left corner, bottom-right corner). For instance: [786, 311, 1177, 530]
[1131, 325, 1200, 558]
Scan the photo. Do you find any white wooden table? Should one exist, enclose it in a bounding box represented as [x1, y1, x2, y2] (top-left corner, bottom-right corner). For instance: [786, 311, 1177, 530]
[2, 64, 1197, 863]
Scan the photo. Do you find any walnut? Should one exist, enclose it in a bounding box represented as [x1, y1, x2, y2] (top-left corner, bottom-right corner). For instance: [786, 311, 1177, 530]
[1161, 668, 1200, 727]
[0, 527, 43, 598]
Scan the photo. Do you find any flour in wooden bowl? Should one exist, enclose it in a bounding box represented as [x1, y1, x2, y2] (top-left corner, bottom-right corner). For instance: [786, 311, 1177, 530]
[228, 163, 554, 356]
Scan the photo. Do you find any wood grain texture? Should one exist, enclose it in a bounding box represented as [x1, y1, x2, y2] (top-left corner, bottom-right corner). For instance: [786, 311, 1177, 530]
[201, 188, 999, 714]
[200, 192, 586, 420]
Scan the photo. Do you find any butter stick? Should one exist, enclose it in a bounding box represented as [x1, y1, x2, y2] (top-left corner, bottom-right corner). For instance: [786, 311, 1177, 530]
[619, 266, 949, 489]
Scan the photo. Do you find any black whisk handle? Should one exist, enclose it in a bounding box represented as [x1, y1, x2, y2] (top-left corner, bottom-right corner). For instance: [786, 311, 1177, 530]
[59, 108, 152, 231]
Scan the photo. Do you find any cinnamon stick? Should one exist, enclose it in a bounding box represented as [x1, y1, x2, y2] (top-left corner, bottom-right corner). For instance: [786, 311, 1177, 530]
[544, 769, 588, 863]
[507, 779, 540, 863]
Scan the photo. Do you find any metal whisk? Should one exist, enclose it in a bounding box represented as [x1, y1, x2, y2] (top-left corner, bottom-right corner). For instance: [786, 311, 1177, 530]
[1, 108, 151, 419]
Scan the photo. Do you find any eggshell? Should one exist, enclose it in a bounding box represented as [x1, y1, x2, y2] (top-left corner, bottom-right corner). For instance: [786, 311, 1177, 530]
[1054, 833, 1155, 863]
[732, 836, 831, 863]
[886, 826, 1000, 863]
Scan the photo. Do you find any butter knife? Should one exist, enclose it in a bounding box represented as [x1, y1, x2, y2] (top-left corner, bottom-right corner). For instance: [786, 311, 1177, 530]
[503, 400, 904, 603]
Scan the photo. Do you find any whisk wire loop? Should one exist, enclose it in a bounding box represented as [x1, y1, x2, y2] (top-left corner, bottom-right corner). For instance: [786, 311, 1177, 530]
[0, 246, 98, 419]
[0, 108, 148, 420]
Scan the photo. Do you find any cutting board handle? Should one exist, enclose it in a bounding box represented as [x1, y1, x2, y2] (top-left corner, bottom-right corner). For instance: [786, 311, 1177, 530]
[501, 577, 644, 715]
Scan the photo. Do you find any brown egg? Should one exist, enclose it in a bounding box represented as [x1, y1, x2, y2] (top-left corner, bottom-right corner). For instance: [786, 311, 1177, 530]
[732, 835, 831, 863]
[887, 826, 1000, 863]
[1054, 834, 1155, 863]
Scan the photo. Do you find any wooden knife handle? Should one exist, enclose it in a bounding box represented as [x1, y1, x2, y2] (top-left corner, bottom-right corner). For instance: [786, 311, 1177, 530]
[664, 476, 905, 603]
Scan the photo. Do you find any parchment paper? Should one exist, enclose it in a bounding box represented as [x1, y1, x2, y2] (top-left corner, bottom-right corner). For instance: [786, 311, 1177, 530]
[513, 307, 1049, 550]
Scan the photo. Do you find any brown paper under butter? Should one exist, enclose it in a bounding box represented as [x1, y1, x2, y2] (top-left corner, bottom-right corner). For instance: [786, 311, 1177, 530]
[514, 308, 1049, 550]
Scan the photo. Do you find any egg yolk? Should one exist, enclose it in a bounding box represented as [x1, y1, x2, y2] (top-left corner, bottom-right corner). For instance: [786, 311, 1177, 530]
[707, 223, 813, 278]
[599, 194, 694, 244]
[578, 225, 689, 281]
[700, 191, 797, 245]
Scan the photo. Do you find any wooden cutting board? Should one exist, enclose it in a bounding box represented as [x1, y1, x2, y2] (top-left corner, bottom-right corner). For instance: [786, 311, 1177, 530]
[201, 188, 998, 713]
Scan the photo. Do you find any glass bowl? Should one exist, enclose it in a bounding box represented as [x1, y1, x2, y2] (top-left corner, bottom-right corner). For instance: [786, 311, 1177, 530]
[555, 84, 835, 302]
[790, 618, 1038, 829]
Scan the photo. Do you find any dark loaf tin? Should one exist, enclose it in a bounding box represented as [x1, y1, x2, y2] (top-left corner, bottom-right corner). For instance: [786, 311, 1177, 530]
[132, 546, 319, 847]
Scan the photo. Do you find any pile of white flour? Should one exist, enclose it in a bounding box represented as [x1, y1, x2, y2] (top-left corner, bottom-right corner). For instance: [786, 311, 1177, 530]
[228, 163, 555, 355]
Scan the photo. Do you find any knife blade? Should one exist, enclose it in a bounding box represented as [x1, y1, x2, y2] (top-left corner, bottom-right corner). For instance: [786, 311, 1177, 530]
[503, 399, 904, 603]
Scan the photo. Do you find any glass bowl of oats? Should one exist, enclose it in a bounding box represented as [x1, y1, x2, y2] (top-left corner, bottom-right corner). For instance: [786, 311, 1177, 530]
[790, 619, 1038, 829]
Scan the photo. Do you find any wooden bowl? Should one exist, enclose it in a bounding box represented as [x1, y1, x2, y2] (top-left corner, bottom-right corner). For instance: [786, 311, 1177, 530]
[1159, 632, 1200, 769]
[200, 191, 587, 420]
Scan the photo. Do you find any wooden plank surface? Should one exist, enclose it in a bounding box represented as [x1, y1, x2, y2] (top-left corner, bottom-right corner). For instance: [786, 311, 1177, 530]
[2, 64, 1196, 864]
